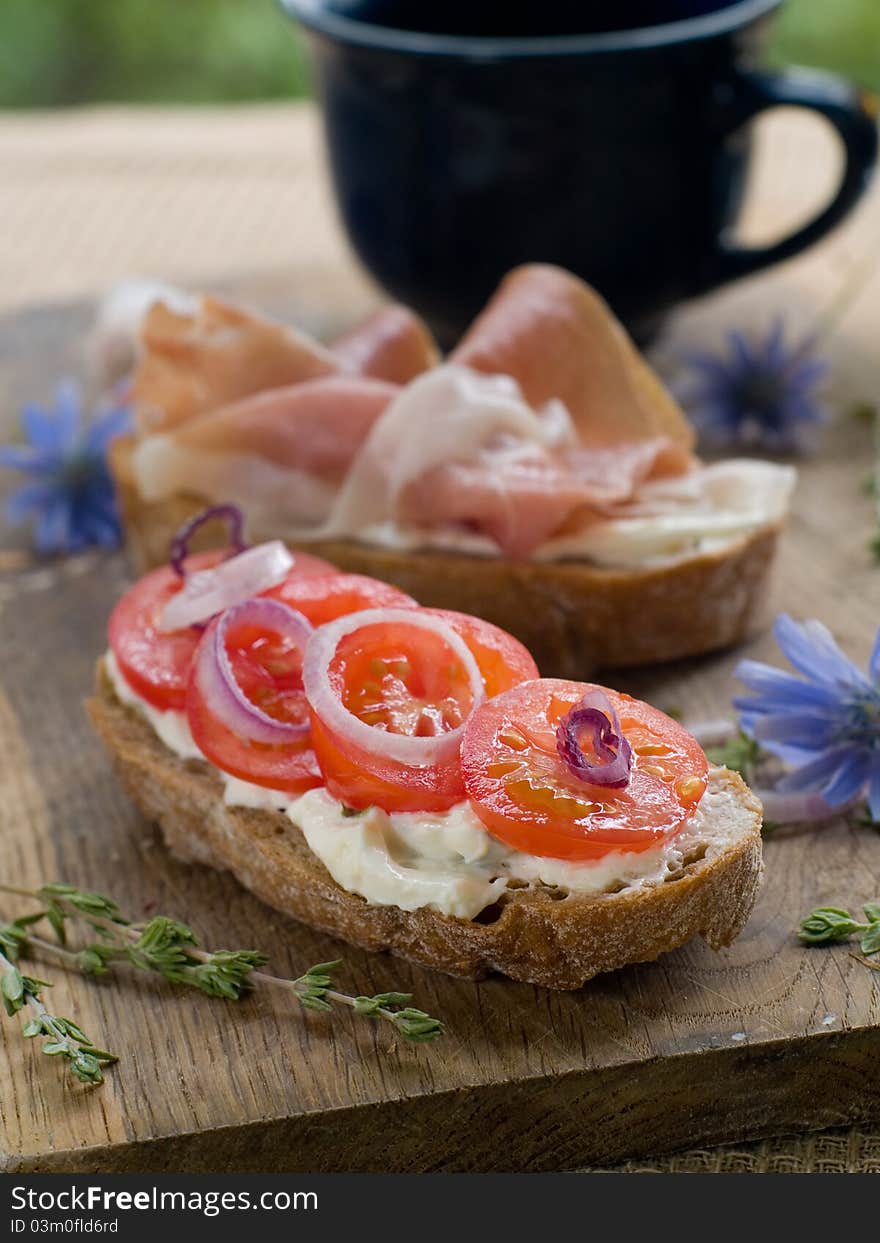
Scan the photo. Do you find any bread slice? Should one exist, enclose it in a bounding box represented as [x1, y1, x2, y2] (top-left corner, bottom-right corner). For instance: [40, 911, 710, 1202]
[110, 437, 781, 677]
[87, 665, 764, 990]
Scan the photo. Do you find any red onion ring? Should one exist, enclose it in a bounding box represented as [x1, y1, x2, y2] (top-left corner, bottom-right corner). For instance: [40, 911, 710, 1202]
[556, 688, 633, 789]
[160, 539, 293, 632]
[192, 598, 313, 745]
[170, 504, 247, 578]
[302, 607, 485, 768]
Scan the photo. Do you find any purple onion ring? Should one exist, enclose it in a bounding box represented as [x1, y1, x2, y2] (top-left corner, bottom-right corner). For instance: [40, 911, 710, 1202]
[170, 503, 248, 578]
[556, 689, 633, 789]
[192, 597, 313, 745]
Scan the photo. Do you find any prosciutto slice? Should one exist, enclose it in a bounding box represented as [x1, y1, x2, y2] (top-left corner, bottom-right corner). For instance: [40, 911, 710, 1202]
[124, 266, 703, 558]
[323, 366, 681, 558]
[133, 296, 338, 432]
[332, 304, 439, 384]
[132, 376, 398, 528]
[451, 263, 694, 469]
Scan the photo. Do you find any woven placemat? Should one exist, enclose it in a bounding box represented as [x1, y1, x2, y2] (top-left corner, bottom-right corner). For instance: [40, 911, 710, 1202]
[1, 102, 878, 1173]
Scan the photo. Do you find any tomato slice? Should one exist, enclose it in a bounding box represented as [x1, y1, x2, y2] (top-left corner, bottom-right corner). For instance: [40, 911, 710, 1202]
[108, 546, 337, 712]
[461, 678, 708, 861]
[266, 571, 417, 627]
[424, 609, 539, 697]
[186, 610, 322, 794]
[109, 550, 224, 711]
[306, 615, 482, 812]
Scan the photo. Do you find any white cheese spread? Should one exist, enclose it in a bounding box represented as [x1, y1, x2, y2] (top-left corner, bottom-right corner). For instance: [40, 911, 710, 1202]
[104, 651, 290, 808]
[288, 785, 730, 920]
[104, 652, 730, 920]
[105, 649, 202, 759]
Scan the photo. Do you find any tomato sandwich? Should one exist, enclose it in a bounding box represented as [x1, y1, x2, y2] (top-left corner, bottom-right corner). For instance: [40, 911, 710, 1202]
[88, 507, 764, 989]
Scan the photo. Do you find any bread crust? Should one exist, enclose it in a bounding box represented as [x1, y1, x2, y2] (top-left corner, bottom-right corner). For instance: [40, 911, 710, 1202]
[110, 437, 780, 676]
[87, 666, 764, 990]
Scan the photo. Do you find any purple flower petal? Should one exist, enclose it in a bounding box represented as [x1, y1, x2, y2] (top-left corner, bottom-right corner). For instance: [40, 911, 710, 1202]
[869, 628, 880, 685]
[788, 358, 829, 387]
[20, 403, 67, 452]
[22, 383, 81, 452]
[773, 615, 870, 692]
[679, 321, 827, 453]
[758, 740, 823, 767]
[728, 330, 755, 372]
[868, 767, 880, 821]
[52, 381, 84, 441]
[750, 711, 839, 750]
[77, 498, 123, 548]
[775, 745, 863, 800]
[0, 444, 59, 474]
[34, 496, 73, 554]
[734, 659, 841, 708]
[2, 377, 127, 555]
[5, 480, 57, 524]
[821, 749, 872, 806]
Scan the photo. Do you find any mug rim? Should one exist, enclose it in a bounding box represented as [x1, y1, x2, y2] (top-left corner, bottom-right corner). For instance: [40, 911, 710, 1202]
[279, 0, 781, 57]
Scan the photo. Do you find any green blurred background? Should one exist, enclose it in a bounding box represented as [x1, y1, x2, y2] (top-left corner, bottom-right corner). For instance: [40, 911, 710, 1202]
[1, 0, 877, 109]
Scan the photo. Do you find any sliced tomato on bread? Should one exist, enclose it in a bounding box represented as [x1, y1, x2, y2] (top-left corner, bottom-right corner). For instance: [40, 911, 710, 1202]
[461, 679, 708, 860]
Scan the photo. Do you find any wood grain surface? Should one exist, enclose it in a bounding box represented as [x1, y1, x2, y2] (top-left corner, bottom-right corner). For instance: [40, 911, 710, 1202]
[2, 136, 880, 1170]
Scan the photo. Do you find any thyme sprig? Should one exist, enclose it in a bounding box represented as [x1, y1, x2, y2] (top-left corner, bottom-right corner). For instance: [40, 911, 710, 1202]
[0, 881, 443, 1090]
[798, 901, 880, 957]
[32, 891, 443, 1034]
[291, 961, 443, 1042]
[0, 928, 117, 1086]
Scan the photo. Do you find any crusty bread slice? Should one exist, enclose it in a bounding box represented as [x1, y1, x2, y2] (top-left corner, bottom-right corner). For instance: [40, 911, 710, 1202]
[87, 665, 764, 990]
[110, 436, 781, 677]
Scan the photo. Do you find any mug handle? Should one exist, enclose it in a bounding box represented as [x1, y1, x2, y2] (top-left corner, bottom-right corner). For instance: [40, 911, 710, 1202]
[707, 67, 878, 284]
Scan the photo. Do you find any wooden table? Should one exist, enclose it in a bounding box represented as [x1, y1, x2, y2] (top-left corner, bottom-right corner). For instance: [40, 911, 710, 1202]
[0, 104, 879, 1174]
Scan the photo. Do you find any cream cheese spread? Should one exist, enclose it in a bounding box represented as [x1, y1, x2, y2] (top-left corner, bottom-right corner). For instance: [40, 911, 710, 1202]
[104, 651, 290, 809]
[105, 649, 202, 759]
[288, 784, 732, 919]
[104, 652, 731, 920]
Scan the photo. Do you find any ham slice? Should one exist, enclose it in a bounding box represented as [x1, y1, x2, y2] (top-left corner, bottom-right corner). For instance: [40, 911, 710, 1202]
[133, 296, 338, 432]
[125, 266, 702, 558]
[332, 305, 439, 384]
[131, 376, 399, 529]
[324, 366, 680, 558]
[394, 451, 646, 560]
[165, 375, 398, 479]
[451, 264, 694, 468]
[88, 280, 197, 392]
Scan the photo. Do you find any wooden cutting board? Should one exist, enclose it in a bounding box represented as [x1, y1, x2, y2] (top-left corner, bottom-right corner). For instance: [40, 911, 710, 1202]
[1, 254, 880, 1174]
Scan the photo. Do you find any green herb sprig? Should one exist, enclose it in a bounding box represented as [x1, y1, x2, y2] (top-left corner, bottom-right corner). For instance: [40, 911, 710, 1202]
[0, 925, 117, 1086]
[798, 901, 880, 957]
[704, 730, 763, 780]
[292, 962, 443, 1042]
[0, 881, 444, 1090]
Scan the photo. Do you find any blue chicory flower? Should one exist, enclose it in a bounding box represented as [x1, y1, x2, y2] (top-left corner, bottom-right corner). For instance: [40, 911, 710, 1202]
[0, 380, 130, 555]
[678, 322, 828, 453]
[734, 615, 880, 819]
